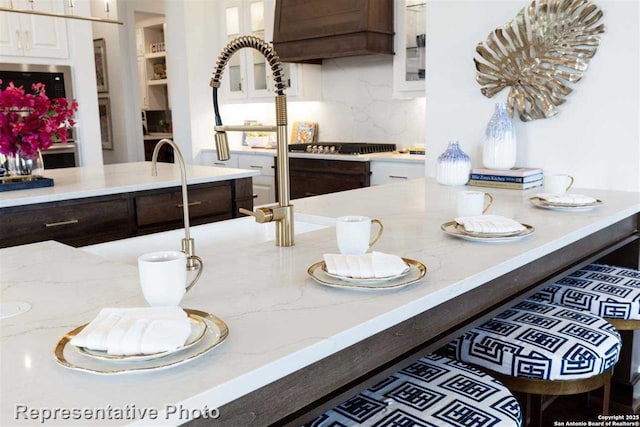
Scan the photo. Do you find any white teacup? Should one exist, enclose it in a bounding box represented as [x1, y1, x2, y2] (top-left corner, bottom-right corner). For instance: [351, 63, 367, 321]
[138, 251, 202, 307]
[457, 191, 493, 217]
[544, 174, 574, 195]
[336, 216, 384, 255]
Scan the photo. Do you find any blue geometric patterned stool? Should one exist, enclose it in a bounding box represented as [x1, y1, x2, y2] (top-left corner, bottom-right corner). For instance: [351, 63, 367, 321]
[532, 263, 640, 331]
[306, 353, 523, 426]
[447, 299, 622, 427]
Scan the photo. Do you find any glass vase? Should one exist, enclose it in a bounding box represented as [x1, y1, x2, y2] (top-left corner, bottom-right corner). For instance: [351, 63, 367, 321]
[482, 102, 517, 170]
[8, 150, 44, 177]
[436, 141, 471, 186]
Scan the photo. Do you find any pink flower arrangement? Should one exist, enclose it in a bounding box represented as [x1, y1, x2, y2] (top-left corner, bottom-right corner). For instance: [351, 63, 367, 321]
[0, 80, 78, 158]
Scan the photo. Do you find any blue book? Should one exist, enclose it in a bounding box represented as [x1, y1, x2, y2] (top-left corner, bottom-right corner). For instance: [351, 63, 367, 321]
[470, 173, 543, 184]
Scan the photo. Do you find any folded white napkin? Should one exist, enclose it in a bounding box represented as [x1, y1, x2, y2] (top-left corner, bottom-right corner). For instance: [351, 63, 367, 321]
[454, 214, 526, 234]
[323, 251, 408, 279]
[70, 307, 191, 355]
[537, 193, 597, 205]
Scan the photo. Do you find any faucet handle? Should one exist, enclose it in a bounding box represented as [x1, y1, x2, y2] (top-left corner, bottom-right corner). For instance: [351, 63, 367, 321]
[239, 207, 274, 223]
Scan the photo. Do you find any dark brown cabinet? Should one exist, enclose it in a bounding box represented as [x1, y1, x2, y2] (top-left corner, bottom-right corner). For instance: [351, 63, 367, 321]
[0, 178, 253, 249]
[143, 139, 174, 163]
[286, 158, 371, 199]
[273, 0, 394, 63]
[0, 195, 133, 248]
[135, 182, 233, 233]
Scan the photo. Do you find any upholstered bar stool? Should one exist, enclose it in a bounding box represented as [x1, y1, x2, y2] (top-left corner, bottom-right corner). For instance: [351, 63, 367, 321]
[532, 263, 640, 331]
[307, 353, 523, 426]
[447, 299, 622, 427]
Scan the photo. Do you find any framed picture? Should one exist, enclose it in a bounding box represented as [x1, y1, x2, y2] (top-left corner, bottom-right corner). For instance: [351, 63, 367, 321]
[98, 97, 113, 150]
[93, 38, 108, 93]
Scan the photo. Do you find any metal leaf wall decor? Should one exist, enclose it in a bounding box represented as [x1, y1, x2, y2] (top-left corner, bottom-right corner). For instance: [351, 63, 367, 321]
[474, 0, 605, 121]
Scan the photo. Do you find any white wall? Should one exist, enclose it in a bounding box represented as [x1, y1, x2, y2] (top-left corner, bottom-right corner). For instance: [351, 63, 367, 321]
[214, 55, 426, 151]
[425, 0, 640, 191]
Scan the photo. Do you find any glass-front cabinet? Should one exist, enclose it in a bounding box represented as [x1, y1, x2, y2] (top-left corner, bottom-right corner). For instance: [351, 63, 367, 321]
[219, 0, 319, 103]
[393, 0, 426, 98]
[221, 0, 275, 100]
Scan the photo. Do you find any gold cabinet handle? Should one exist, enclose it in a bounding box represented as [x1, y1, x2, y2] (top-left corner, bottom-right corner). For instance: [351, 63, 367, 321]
[16, 30, 22, 49]
[249, 165, 263, 169]
[389, 175, 409, 180]
[213, 162, 226, 166]
[176, 201, 202, 208]
[24, 30, 31, 50]
[45, 219, 79, 228]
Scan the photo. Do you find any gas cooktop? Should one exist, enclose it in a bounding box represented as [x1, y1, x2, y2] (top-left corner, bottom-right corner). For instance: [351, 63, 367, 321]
[288, 142, 396, 155]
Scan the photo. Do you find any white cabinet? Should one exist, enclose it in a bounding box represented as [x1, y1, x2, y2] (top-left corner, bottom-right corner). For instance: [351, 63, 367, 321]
[199, 151, 239, 168]
[135, 17, 170, 110]
[0, 0, 68, 59]
[219, 0, 321, 103]
[371, 160, 425, 186]
[393, 0, 426, 98]
[236, 153, 275, 207]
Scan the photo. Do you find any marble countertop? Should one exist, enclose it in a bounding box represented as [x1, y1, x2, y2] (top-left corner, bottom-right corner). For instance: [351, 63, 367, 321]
[0, 162, 259, 208]
[1, 179, 638, 425]
[143, 133, 173, 141]
[202, 147, 426, 163]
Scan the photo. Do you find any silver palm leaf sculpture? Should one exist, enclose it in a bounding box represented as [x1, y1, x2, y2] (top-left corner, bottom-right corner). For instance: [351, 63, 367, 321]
[475, 0, 605, 121]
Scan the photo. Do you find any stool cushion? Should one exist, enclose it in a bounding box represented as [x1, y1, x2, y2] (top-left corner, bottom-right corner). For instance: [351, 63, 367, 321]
[307, 353, 522, 427]
[533, 263, 640, 320]
[448, 299, 621, 381]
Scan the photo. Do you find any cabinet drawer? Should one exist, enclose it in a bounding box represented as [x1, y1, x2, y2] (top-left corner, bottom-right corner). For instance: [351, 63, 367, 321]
[371, 161, 424, 186]
[0, 196, 131, 248]
[135, 183, 232, 227]
[237, 154, 275, 177]
[200, 151, 239, 168]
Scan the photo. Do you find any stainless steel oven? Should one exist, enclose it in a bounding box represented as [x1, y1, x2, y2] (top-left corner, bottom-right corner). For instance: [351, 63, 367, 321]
[0, 64, 77, 168]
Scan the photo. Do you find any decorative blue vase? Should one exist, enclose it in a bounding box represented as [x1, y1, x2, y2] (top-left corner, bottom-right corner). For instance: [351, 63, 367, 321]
[436, 141, 471, 186]
[483, 102, 516, 170]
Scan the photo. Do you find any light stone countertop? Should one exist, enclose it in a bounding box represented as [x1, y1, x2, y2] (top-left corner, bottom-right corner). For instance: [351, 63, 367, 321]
[1, 179, 638, 426]
[0, 162, 259, 208]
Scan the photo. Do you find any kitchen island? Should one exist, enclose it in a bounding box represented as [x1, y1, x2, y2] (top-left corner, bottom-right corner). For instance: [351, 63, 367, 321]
[0, 162, 259, 248]
[1, 178, 638, 426]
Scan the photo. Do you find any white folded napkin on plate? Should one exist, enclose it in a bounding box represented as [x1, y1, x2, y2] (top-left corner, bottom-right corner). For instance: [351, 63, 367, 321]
[454, 214, 526, 234]
[536, 193, 597, 205]
[323, 251, 408, 279]
[70, 307, 191, 355]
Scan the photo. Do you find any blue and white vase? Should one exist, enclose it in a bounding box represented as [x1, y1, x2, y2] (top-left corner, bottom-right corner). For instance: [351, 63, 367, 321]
[436, 141, 471, 186]
[483, 102, 516, 170]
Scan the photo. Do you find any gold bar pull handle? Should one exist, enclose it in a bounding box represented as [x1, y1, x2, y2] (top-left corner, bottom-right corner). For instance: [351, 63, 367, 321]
[16, 30, 22, 49]
[249, 165, 263, 169]
[45, 219, 79, 228]
[24, 30, 31, 50]
[389, 175, 409, 180]
[176, 201, 202, 208]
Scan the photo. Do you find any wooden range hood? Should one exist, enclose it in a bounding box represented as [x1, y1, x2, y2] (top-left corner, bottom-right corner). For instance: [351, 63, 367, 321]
[272, 0, 394, 64]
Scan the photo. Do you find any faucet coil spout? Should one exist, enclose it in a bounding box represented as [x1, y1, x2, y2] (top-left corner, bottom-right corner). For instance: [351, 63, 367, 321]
[209, 36, 294, 247]
[151, 139, 199, 269]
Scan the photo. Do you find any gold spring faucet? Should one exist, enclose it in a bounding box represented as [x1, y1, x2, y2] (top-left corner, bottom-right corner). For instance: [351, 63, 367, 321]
[151, 139, 199, 269]
[210, 36, 294, 247]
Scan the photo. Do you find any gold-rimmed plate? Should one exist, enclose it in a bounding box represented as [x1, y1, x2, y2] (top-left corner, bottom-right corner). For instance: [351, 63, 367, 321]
[76, 314, 208, 362]
[452, 222, 525, 238]
[54, 309, 228, 374]
[441, 221, 535, 242]
[529, 196, 603, 211]
[308, 258, 426, 290]
[322, 263, 412, 284]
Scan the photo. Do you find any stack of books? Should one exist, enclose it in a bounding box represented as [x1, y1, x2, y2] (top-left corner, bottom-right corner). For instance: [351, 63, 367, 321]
[468, 167, 543, 190]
